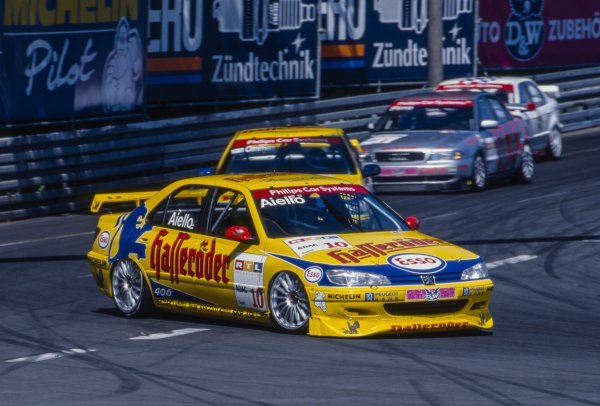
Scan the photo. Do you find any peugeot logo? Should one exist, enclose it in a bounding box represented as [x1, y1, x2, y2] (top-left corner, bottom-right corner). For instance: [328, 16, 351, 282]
[420, 275, 436, 285]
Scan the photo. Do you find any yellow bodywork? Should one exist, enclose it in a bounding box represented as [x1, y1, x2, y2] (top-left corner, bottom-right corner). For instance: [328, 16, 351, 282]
[87, 173, 493, 338]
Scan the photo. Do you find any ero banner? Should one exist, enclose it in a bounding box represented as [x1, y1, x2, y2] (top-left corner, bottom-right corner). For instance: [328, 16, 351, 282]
[320, 0, 476, 85]
[0, 0, 146, 122]
[479, 0, 600, 69]
[147, 0, 319, 103]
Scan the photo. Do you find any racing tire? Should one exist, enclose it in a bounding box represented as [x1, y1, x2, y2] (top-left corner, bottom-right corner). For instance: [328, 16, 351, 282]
[268, 272, 310, 334]
[546, 127, 562, 160]
[469, 154, 487, 192]
[111, 259, 152, 317]
[514, 143, 534, 184]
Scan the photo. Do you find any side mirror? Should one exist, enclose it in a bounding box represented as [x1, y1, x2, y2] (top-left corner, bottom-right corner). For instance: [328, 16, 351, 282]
[362, 164, 381, 178]
[225, 226, 254, 242]
[404, 216, 420, 230]
[480, 119, 499, 129]
[367, 122, 375, 130]
[526, 102, 536, 111]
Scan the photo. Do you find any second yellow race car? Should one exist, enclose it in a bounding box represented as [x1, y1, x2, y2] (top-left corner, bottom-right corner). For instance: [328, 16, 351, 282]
[214, 126, 380, 191]
[87, 173, 493, 338]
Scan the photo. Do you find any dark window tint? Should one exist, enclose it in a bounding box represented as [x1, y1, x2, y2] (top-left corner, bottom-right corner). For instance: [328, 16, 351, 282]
[208, 188, 256, 239]
[377, 106, 474, 131]
[526, 82, 546, 106]
[518, 83, 532, 104]
[478, 98, 496, 121]
[148, 185, 209, 232]
[488, 98, 511, 123]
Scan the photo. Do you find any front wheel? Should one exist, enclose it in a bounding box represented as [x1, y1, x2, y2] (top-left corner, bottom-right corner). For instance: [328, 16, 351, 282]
[111, 259, 152, 317]
[547, 127, 562, 160]
[268, 272, 310, 334]
[515, 143, 534, 184]
[470, 154, 487, 192]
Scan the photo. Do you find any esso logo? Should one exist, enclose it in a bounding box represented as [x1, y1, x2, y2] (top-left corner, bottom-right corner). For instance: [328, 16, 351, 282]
[387, 254, 446, 274]
[304, 266, 323, 283]
[98, 231, 110, 249]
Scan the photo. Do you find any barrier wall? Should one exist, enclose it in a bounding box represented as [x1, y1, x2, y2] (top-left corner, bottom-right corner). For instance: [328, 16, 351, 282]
[2, 65, 600, 221]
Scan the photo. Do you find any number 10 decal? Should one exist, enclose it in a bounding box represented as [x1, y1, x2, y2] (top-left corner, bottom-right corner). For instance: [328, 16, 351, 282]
[250, 288, 265, 309]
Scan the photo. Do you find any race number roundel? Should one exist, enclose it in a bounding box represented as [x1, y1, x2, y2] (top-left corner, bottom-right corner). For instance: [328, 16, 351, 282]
[304, 266, 323, 283]
[387, 254, 447, 274]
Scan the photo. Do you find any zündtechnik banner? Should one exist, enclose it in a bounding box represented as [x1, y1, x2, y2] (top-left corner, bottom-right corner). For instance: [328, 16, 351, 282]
[146, 0, 320, 103]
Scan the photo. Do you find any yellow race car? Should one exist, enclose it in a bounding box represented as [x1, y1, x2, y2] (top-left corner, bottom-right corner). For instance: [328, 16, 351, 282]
[215, 126, 381, 191]
[87, 173, 493, 337]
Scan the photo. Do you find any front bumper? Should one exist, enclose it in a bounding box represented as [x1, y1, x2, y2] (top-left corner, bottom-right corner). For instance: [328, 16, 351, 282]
[372, 160, 472, 192]
[306, 280, 493, 337]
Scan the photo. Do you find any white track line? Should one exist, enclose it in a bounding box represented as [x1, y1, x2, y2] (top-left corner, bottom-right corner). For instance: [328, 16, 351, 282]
[0, 232, 94, 248]
[422, 211, 459, 220]
[5, 348, 96, 363]
[487, 255, 538, 269]
[517, 192, 565, 203]
[129, 328, 209, 340]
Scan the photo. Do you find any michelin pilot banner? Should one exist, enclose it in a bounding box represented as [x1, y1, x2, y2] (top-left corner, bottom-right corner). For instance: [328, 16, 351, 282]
[0, 0, 146, 122]
[147, 0, 320, 103]
[320, 0, 476, 85]
[479, 0, 600, 69]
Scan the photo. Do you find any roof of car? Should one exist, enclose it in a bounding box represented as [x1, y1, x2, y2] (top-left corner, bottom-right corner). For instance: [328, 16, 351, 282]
[233, 126, 344, 140]
[392, 90, 483, 104]
[170, 173, 356, 192]
[437, 76, 529, 88]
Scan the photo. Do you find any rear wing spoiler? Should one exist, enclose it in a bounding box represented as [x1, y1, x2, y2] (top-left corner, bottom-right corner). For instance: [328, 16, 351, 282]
[90, 191, 157, 213]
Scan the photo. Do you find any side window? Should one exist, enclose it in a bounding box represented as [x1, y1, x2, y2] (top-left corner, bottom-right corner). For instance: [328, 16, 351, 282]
[208, 188, 256, 239]
[148, 185, 209, 232]
[488, 98, 511, 123]
[478, 98, 496, 122]
[526, 82, 546, 106]
[518, 83, 532, 104]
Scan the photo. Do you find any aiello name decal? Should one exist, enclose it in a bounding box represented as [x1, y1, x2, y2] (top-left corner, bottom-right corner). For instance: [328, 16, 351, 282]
[150, 230, 230, 285]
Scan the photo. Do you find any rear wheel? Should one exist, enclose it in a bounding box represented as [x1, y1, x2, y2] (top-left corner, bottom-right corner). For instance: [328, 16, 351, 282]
[515, 143, 534, 184]
[268, 272, 310, 334]
[547, 127, 562, 160]
[470, 154, 486, 192]
[111, 259, 152, 317]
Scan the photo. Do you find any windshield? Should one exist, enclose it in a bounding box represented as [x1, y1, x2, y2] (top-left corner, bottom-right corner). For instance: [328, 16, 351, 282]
[377, 101, 475, 131]
[253, 184, 408, 238]
[221, 136, 356, 175]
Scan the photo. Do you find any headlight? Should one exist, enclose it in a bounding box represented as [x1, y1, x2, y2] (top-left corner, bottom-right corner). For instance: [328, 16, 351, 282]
[461, 262, 489, 280]
[429, 150, 463, 161]
[326, 269, 391, 286]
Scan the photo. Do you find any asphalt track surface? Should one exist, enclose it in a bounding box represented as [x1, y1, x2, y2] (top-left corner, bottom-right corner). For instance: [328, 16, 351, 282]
[1, 130, 599, 405]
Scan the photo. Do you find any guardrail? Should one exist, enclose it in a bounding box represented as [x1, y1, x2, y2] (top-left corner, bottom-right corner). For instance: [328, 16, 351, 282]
[2, 66, 600, 221]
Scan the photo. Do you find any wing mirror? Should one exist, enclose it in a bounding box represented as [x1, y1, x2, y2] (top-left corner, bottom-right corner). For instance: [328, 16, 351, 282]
[225, 226, 255, 243]
[526, 102, 537, 111]
[362, 164, 381, 178]
[480, 119, 499, 129]
[404, 216, 420, 230]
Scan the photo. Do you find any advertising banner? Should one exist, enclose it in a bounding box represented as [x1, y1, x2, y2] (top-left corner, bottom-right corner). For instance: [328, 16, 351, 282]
[147, 0, 320, 103]
[0, 0, 146, 122]
[479, 0, 600, 69]
[320, 0, 476, 85]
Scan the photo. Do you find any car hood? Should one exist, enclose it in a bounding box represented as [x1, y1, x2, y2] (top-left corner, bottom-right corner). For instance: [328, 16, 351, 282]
[362, 131, 478, 150]
[266, 231, 482, 286]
